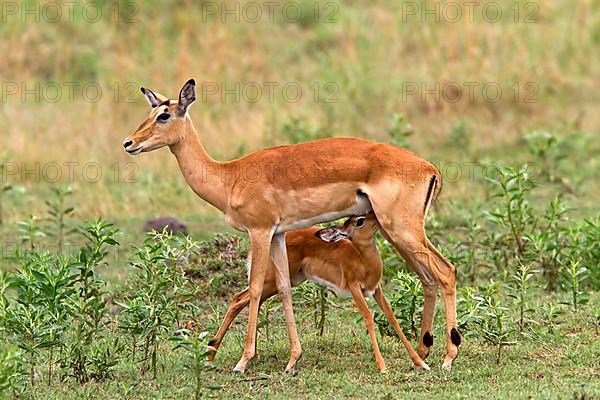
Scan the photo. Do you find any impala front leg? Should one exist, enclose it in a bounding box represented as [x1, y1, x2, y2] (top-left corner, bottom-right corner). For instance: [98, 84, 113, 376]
[349, 283, 386, 373]
[208, 289, 250, 364]
[271, 233, 302, 373]
[372, 286, 429, 371]
[233, 230, 273, 373]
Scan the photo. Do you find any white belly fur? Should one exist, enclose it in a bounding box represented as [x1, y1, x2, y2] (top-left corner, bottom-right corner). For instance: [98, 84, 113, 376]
[275, 193, 372, 233]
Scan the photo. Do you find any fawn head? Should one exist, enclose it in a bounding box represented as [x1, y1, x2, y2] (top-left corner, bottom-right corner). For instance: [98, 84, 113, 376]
[123, 79, 196, 155]
[315, 212, 379, 243]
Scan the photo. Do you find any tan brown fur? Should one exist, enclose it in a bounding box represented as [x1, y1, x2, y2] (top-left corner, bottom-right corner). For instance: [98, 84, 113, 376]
[208, 213, 430, 372]
[123, 80, 459, 373]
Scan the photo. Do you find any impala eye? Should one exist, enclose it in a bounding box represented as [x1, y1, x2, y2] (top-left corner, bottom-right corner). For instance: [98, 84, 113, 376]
[355, 217, 366, 227]
[157, 113, 170, 122]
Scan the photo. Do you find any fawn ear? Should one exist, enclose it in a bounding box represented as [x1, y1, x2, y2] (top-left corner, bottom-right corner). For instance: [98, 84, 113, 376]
[315, 227, 348, 243]
[140, 87, 168, 108]
[177, 79, 196, 115]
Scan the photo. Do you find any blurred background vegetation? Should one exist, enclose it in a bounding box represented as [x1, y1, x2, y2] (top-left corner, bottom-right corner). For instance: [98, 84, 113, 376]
[1, 0, 598, 229]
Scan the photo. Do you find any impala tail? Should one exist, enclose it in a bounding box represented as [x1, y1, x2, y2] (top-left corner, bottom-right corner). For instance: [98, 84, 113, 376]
[423, 167, 442, 217]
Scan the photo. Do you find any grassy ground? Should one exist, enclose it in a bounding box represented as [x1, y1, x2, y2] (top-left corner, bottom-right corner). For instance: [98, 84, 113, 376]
[31, 306, 600, 400]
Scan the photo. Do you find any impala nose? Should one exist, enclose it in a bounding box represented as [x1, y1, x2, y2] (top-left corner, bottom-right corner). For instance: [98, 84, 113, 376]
[123, 140, 133, 149]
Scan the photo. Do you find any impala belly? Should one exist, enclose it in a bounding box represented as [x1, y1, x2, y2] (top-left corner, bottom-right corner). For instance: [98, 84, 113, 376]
[304, 273, 351, 297]
[275, 186, 372, 233]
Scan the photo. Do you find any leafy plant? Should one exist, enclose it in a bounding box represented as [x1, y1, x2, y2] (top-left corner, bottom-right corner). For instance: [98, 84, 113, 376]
[376, 272, 423, 339]
[294, 282, 336, 336]
[481, 295, 516, 365]
[171, 330, 217, 399]
[456, 287, 485, 336]
[522, 131, 569, 187]
[258, 296, 281, 341]
[119, 230, 198, 379]
[504, 260, 537, 333]
[526, 196, 571, 291]
[1, 252, 73, 395]
[86, 338, 124, 382]
[485, 164, 537, 257]
[60, 220, 120, 384]
[376, 235, 409, 278]
[577, 216, 600, 288]
[537, 302, 563, 335]
[0, 182, 11, 227]
[45, 186, 76, 252]
[0, 344, 25, 400]
[16, 215, 46, 252]
[187, 234, 248, 299]
[448, 119, 472, 152]
[449, 213, 483, 285]
[561, 260, 588, 312]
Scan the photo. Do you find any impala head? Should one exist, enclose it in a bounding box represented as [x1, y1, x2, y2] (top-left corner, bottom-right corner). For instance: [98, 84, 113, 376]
[315, 212, 379, 243]
[123, 79, 197, 155]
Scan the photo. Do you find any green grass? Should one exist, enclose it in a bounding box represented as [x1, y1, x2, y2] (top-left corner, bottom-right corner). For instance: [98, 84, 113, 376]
[31, 306, 600, 400]
[2, 0, 600, 222]
[1, 129, 598, 398]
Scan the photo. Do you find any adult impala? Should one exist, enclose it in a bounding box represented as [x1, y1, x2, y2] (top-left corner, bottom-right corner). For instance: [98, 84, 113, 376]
[123, 79, 461, 372]
[208, 213, 430, 372]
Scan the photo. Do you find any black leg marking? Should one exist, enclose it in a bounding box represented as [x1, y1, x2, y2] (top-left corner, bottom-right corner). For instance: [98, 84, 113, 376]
[450, 328, 461, 346]
[423, 175, 437, 213]
[423, 331, 434, 347]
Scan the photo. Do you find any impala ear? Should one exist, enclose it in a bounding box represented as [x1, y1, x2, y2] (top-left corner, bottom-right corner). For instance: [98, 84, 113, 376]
[315, 227, 348, 243]
[177, 79, 196, 115]
[140, 87, 168, 108]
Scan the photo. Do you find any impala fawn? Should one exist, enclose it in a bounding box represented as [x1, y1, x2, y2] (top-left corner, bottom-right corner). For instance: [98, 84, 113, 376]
[208, 213, 430, 372]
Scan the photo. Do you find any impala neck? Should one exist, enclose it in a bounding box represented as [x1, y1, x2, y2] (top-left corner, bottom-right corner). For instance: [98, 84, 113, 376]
[169, 121, 227, 213]
[353, 236, 382, 267]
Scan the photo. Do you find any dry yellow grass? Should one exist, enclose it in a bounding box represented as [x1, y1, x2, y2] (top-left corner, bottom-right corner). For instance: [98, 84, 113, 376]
[1, 0, 598, 222]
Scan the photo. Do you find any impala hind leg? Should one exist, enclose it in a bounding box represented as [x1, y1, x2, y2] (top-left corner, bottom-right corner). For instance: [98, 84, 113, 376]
[417, 283, 438, 360]
[349, 283, 386, 372]
[372, 285, 430, 371]
[379, 225, 438, 359]
[270, 233, 302, 373]
[425, 238, 460, 369]
[369, 192, 460, 369]
[381, 227, 459, 369]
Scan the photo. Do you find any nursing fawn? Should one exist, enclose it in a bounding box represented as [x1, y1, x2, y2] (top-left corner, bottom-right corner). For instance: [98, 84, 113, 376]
[208, 213, 429, 372]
